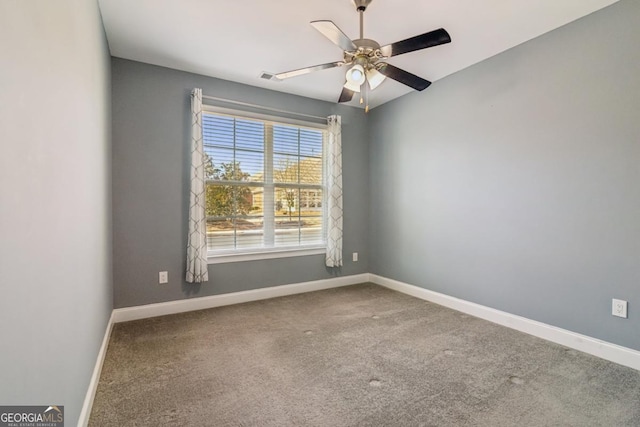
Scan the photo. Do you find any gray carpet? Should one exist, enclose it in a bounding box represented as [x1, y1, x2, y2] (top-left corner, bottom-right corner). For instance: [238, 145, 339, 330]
[90, 283, 640, 426]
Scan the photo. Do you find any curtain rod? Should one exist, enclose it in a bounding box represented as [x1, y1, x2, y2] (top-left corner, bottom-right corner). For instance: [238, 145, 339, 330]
[201, 95, 328, 122]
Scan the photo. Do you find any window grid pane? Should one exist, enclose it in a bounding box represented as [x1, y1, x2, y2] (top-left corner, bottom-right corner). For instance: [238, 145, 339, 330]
[204, 112, 325, 253]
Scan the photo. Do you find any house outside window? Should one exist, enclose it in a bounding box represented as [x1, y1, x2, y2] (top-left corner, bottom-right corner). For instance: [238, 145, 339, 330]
[202, 107, 327, 262]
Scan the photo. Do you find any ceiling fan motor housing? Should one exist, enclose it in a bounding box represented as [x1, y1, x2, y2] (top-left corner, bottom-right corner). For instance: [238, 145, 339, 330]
[345, 38, 383, 69]
[353, 38, 380, 50]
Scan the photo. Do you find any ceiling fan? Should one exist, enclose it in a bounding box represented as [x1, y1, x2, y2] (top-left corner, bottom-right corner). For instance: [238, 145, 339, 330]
[271, 0, 451, 112]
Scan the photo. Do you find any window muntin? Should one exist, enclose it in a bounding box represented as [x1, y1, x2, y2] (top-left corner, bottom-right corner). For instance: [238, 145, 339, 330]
[202, 110, 326, 257]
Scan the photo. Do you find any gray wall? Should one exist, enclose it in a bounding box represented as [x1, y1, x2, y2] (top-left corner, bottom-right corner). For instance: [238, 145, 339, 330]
[369, 0, 640, 351]
[112, 58, 369, 308]
[0, 0, 112, 424]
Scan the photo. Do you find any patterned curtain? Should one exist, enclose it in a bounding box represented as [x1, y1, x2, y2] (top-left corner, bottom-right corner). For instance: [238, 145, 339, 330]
[186, 88, 209, 283]
[325, 115, 343, 267]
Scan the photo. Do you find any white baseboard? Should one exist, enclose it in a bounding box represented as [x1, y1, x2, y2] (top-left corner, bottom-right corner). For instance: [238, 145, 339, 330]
[370, 274, 640, 372]
[112, 273, 370, 323]
[77, 311, 114, 427]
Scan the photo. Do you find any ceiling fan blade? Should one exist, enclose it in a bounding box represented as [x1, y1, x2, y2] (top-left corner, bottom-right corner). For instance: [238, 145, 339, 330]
[338, 86, 355, 103]
[379, 28, 451, 58]
[377, 63, 431, 91]
[275, 61, 344, 80]
[311, 20, 357, 52]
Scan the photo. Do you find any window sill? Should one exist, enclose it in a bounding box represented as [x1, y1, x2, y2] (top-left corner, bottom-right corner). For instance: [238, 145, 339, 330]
[208, 246, 326, 264]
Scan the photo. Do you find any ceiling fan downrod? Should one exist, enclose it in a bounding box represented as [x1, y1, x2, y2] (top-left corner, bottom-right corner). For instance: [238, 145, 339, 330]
[352, 0, 374, 110]
[353, 0, 372, 44]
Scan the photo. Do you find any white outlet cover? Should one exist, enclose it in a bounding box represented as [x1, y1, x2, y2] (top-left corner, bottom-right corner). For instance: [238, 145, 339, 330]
[159, 271, 168, 284]
[612, 299, 628, 318]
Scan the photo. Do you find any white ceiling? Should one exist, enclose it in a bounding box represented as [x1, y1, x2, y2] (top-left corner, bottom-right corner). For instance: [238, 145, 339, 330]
[98, 0, 618, 109]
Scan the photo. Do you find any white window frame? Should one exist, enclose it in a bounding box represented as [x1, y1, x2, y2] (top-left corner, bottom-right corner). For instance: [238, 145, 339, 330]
[202, 105, 328, 264]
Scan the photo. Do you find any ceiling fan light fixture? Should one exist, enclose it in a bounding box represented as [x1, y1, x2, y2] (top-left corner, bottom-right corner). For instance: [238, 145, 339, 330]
[365, 69, 386, 91]
[343, 80, 361, 93]
[346, 64, 366, 86]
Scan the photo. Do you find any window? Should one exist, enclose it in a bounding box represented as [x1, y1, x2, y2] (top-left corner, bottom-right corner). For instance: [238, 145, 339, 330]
[202, 107, 326, 261]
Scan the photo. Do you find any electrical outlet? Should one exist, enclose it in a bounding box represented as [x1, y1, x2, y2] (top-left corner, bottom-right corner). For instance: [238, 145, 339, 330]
[159, 271, 168, 284]
[612, 299, 627, 318]
[352, 252, 358, 262]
